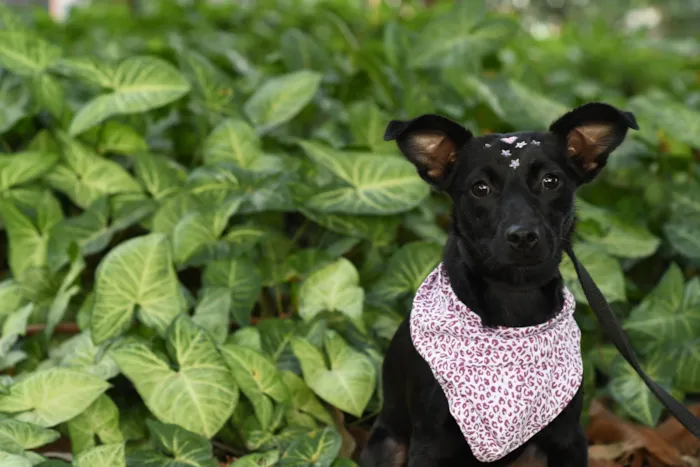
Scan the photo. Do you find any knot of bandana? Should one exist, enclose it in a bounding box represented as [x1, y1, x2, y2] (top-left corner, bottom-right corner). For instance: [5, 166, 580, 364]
[409, 263, 583, 462]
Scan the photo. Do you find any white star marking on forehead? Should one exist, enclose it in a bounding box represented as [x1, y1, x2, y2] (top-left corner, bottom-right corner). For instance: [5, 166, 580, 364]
[501, 136, 518, 144]
[531, 140, 541, 146]
[509, 159, 520, 169]
[515, 141, 527, 149]
[501, 149, 511, 157]
[484, 143, 491, 148]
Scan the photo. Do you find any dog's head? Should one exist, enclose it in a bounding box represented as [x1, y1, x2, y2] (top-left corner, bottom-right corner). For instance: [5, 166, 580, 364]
[385, 102, 638, 281]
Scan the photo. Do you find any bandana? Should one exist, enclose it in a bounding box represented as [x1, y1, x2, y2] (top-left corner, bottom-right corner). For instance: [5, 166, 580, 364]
[409, 263, 583, 462]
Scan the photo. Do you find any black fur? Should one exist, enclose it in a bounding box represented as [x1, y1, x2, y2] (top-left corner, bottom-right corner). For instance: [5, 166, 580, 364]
[360, 103, 637, 466]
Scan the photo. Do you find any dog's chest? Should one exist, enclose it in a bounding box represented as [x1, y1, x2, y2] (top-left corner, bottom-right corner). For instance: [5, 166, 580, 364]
[409, 264, 584, 463]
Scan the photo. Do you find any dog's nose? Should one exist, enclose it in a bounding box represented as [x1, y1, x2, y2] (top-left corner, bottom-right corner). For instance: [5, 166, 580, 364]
[505, 225, 540, 251]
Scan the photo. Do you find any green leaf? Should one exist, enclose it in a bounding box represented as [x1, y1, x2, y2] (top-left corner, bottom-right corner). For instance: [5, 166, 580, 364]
[0, 368, 110, 427]
[624, 263, 700, 355]
[127, 420, 217, 467]
[576, 198, 660, 259]
[46, 133, 142, 209]
[0, 279, 23, 318]
[280, 371, 334, 426]
[0, 419, 59, 455]
[231, 451, 280, 467]
[220, 344, 288, 430]
[201, 118, 276, 170]
[479, 77, 569, 130]
[151, 192, 199, 235]
[331, 460, 358, 467]
[291, 331, 375, 417]
[673, 337, 700, 393]
[73, 443, 125, 467]
[409, 4, 517, 70]
[559, 242, 626, 306]
[192, 288, 230, 345]
[0, 152, 58, 190]
[52, 56, 116, 88]
[609, 354, 677, 427]
[0, 4, 25, 31]
[50, 332, 119, 380]
[15, 266, 58, 308]
[83, 121, 148, 155]
[664, 182, 700, 260]
[298, 141, 429, 215]
[664, 218, 700, 261]
[0, 73, 29, 134]
[69, 56, 191, 135]
[0, 304, 32, 359]
[67, 395, 123, 455]
[370, 241, 442, 303]
[43, 247, 84, 339]
[48, 200, 109, 270]
[0, 201, 52, 277]
[629, 93, 700, 149]
[202, 258, 262, 326]
[298, 258, 364, 331]
[30, 73, 65, 118]
[0, 32, 61, 75]
[133, 153, 186, 201]
[172, 200, 242, 266]
[279, 427, 341, 467]
[91, 233, 184, 343]
[177, 48, 236, 117]
[110, 315, 238, 438]
[346, 101, 394, 153]
[280, 29, 328, 73]
[0, 451, 32, 467]
[300, 209, 399, 246]
[244, 70, 321, 133]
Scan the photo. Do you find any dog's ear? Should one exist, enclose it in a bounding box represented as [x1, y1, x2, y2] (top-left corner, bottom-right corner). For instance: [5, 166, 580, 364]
[549, 102, 639, 183]
[384, 114, 472, 189]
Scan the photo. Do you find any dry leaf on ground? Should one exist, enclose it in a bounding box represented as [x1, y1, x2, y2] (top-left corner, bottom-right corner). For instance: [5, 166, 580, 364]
[587, 400, 686, 467]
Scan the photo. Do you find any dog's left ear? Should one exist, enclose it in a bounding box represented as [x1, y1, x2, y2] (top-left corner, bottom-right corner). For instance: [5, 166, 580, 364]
[384, 114, 472, 189]
[549, 102, 639, 182]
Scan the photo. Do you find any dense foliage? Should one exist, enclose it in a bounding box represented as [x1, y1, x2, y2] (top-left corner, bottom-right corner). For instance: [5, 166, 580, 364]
[0, 0, 699, 465]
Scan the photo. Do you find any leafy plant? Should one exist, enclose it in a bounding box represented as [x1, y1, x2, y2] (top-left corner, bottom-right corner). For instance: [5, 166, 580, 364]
[0, 0, 698, 465]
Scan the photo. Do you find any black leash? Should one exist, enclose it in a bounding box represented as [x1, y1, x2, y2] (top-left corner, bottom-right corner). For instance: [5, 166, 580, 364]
[565, 244, 700, 438]
[455, 237, 700, 438]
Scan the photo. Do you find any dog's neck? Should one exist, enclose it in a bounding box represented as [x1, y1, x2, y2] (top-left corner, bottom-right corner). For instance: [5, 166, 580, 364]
[444, 236, 565, 328]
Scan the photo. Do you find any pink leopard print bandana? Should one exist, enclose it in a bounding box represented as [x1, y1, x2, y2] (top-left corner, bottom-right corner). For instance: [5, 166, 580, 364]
[409, 263, 583, 462]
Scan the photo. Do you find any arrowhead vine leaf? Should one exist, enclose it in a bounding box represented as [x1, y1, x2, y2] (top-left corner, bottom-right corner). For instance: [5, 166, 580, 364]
[110, 315, 238, 438]
[291, 331, 375, 418]
[69, 56, 191, 135]
[91, 233, 184, 343]
[0, 368, 110, 427]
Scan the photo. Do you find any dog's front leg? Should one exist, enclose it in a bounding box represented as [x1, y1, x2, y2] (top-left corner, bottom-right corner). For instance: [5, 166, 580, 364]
[534, 385, 588, 467]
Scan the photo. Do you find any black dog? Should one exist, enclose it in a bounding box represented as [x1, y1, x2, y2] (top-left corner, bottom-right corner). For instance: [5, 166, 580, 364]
[360, 103, 638, 466]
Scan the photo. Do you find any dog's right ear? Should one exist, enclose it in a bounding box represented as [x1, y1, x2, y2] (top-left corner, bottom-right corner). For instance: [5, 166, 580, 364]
[384, 114, 472, 189]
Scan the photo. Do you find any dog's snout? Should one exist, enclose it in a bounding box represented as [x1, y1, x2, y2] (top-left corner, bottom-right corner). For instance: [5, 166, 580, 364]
[505, 224, 540, 251]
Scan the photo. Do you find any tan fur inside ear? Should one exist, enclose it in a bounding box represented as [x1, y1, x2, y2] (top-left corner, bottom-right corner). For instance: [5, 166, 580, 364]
[409, 130, 457, 179]
[566, 123, 616, 171]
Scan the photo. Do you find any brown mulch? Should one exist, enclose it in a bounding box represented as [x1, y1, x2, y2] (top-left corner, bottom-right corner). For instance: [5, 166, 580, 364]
[586, 400, 700, 467]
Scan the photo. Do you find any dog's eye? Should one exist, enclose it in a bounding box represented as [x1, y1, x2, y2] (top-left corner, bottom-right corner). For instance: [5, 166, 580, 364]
[471, 181, 491, 197]
[542, 174, 559, 190]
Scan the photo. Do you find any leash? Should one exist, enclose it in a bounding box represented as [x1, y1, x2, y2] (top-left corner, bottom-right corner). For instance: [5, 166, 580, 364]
[565, 244, 700, 439]
[455, 237, 700, 438]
